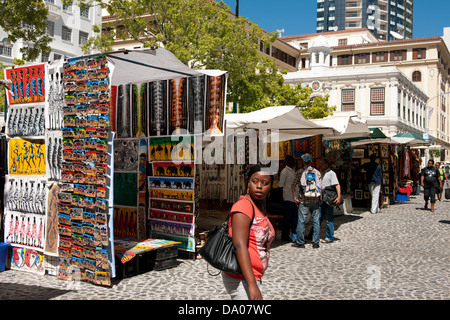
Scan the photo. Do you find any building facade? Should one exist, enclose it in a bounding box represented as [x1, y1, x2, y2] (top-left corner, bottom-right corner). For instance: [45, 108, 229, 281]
[102, 12, 299, 73]
[281, 29, 450, 159]
[316, 0, 413, 41]
[0, 0, 102, 65]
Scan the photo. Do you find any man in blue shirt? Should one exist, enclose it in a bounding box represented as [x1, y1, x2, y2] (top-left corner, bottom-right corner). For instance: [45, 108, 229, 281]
[361, 153, 382, 214]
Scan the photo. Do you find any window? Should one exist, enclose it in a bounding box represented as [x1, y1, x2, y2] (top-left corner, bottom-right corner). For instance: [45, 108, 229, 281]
[41, 52, 50, 62]
[391, 50, 406, 61]
[342, 89, 355, 111]
[412, 71, 422, 82]
[79, 31, 89, 46]
[63, 1, 73, 13]
[371, 88, 385, 115]
[62, 26, 72, 42]
[373, 51, 387, 62]
[299, 42, 308, 49]
[338, 55, 352, 65]
[80, 7, 90, 19]
[413, 48, 426, 60]
[338, 38, 348, 46]
[0, 44, 12, 57]
[46, 20, 54, 37]
[355, 53, 369, 64]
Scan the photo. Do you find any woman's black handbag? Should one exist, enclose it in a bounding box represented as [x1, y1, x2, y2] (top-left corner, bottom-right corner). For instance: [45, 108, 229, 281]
[199, 198, 255, 275]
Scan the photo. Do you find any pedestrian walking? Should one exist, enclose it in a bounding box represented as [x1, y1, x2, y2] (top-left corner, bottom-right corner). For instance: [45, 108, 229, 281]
[360, 153, 382, 214]
[318, 158, 341, 243]
[291, 153, 322, 249]
[278, 155, 298, 242]
[420, 160, 442, 212]
[435, 162, 449, 201]
[222, 165, 275, 300]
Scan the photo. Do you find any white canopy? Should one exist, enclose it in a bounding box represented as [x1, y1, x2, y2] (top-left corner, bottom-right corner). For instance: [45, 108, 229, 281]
[350, 138, 398, 146]
[411, 144, 442, 150]
[225, 105, 335, 142]
[311, 115, 370, 140]
[106, 48, 204, 85]
[390, 136, 430, 145]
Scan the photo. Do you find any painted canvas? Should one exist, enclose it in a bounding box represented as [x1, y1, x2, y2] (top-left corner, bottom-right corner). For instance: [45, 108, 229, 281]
[10, 247, 45, 275]
[168, 78, 188, 134]
[8, 138, 46, 175]
[204, 74, 226, 136]
[5, 64, 46, 105]
[44, 184, 60, 256]
[188, 75, 206, 133]
[148, 80, 168, 136]
[113, 139, 139, 172]
[113, 206, 137, 239]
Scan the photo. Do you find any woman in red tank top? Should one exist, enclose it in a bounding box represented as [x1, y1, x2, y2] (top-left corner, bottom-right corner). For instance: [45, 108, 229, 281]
[222, 165, 275, 300]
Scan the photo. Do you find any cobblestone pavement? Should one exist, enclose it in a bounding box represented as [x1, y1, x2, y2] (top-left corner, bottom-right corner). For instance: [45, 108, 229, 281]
[0, 194, 449, 300]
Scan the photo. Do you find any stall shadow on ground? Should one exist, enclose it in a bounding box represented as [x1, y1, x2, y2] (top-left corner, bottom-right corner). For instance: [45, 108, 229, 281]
[0, 283, 71, 300]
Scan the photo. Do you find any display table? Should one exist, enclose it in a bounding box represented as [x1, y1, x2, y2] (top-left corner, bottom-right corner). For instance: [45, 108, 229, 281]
[114, 238, 181, 278]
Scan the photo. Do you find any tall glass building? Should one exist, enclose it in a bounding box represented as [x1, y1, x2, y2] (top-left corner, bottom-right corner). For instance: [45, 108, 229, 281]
[316, 0, 413, 41]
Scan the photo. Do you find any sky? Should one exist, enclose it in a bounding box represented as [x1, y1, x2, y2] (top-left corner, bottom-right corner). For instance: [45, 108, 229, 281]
[219, 0, 450, 39]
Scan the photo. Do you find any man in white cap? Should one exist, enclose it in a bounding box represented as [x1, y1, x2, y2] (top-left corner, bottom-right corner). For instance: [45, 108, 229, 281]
[291, 153, 322, 249]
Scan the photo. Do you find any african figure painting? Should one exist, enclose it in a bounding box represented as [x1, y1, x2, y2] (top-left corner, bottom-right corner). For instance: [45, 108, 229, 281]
[5, 64, 46, 105]
[8, 138, 46, 175]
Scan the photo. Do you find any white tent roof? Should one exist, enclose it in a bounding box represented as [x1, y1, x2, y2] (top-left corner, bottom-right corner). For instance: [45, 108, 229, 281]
[350, 138, 398, 146]
[105, 48, 203, 85]
[390, 136, 430, 145]
[311, 115, 370, 140]
[225, 105, 335, 142]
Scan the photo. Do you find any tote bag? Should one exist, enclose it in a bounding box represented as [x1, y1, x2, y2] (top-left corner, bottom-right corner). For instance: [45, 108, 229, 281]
[199, 198, 255, 274]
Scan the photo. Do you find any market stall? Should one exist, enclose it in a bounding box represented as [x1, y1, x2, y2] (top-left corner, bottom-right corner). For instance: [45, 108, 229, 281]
[195, 106, 336, 223]
[391, 133, 428, 200]
[1, 48, 228, 285]
[348, 129, 401, 209]
[312, 115, 371, 213]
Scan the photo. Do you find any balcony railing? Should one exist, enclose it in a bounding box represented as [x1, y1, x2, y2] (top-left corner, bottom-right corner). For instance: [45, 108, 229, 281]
[45, 1, 61, 18]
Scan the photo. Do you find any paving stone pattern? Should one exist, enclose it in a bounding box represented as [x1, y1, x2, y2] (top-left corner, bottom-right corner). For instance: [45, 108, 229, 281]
[0, 195, 449, 300]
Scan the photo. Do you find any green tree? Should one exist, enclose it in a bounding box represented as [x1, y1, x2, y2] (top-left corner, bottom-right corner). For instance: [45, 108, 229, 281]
[79, 0, 284, 112]
[0, 0, 51, 62]
[272, 82, 336, 119]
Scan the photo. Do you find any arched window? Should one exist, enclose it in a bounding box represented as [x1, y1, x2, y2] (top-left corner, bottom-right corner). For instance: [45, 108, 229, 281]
[412, 71, 422, 82]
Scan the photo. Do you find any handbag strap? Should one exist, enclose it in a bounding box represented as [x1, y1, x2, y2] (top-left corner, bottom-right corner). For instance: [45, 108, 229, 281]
[223, 196, 256, 229]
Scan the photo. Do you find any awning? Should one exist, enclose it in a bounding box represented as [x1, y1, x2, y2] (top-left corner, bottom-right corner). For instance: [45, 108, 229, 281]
[225, 106, 335, 142]
[391, 132, 429, 145]
[105, 48, 202, 85]
[349, 128, 396, 146]
[311, 115, 370, 140]
[351, 138, 398, 146]
[411, 144, 442, 150]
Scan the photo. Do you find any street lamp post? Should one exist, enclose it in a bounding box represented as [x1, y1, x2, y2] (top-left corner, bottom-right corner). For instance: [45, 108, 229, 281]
[232, 0, 240, 113]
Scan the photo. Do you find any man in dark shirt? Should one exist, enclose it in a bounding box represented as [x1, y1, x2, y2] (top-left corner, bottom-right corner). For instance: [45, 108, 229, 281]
[360, 153, 382, 214]
[420, 159, 442, 212]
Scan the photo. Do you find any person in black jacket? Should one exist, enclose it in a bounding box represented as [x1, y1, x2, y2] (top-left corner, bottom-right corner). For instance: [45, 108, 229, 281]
[420, 159, 442, 212]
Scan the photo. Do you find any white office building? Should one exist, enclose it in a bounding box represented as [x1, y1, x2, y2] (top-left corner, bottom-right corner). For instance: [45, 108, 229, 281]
[0, 0, 102, 65]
